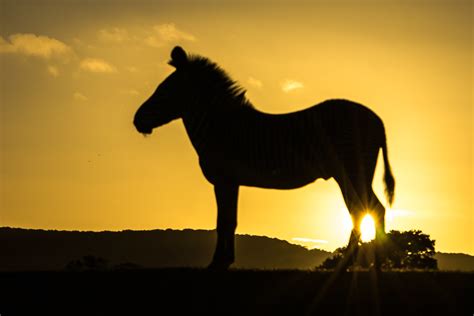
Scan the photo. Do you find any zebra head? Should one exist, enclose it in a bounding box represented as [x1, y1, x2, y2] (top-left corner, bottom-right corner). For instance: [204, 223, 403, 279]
[134, 46, 190, 135]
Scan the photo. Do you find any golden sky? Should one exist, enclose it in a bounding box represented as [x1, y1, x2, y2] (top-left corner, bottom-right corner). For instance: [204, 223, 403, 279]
[1, 0, 472, 254]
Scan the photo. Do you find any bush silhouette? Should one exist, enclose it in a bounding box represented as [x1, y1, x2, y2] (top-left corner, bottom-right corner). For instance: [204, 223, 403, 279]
[318, 230, 438, 270]
[65, 255, 109, 271]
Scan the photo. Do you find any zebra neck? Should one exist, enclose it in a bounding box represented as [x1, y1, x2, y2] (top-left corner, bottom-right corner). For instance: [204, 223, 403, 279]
[182, 108, 214, 154]
[182, 93, 254, 155]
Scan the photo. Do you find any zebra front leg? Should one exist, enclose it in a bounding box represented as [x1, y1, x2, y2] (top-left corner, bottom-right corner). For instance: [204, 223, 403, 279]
[208, 184, 239, 270]
[341, 214, 362, 270]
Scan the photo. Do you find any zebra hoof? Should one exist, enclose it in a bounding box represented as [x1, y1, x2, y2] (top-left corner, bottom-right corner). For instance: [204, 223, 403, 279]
[207, 259, 233, 271]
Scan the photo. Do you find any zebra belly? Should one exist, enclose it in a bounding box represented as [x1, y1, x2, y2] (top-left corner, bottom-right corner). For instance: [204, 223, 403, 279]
[239, 171, 322, 189]
[200, 158, 329, 189]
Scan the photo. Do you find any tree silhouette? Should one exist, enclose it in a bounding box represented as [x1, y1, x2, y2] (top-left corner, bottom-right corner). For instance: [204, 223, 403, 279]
[318, 230, 437, 270]
[383, 230, 437, 269]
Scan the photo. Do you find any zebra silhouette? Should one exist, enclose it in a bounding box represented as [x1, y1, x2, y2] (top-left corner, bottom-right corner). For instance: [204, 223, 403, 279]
[134, 46, 395, 270]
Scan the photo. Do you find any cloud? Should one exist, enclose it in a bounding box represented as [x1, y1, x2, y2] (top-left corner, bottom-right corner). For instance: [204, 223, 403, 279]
[386, 209, 414, 222]
[80, 58, 117, 73]
[73, 92, 88, 101]
[247, 77, 263, 88]
[292, 237, 328, 244]
[155, 23, 196, 42]
[98, 28, 129, 43]
[126, 66, 138, 73]
[145, 23, 196, 48]
[0, 33, 73, 60]
[122, 89, 140, 96]
[47, 65, 59, 77]
[292, 237, 328, 250]
[281, 79, 304, 92]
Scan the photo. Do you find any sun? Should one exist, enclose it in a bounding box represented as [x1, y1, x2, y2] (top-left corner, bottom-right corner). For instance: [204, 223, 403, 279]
[360, 214, 376, 242]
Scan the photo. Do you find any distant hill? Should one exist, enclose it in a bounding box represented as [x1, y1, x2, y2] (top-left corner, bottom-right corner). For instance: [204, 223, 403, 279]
[0, 227, 329, 271]
[435, 252, 474, 271]
[1, 227, 473, 271]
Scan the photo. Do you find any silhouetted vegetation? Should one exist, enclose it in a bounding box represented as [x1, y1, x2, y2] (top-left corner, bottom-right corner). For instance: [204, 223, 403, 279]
[66, 255, 142, 271]
[319, 230, 438, 270]
[66, 255, 109, 271]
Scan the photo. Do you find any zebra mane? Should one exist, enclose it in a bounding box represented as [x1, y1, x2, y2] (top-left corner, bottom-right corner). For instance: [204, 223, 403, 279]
[184, 55, 253, 109]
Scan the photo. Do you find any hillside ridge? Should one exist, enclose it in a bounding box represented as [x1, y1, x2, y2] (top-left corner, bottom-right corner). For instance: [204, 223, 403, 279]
[1, 227, 472, 271]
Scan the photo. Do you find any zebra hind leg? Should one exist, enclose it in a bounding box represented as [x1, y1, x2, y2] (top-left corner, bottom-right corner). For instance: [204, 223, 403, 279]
[369, 191, 387, 271]
[337, 181, 365, 270]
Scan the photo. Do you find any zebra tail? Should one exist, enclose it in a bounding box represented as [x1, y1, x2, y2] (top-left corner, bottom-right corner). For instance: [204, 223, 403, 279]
[382, 132, 395, 206]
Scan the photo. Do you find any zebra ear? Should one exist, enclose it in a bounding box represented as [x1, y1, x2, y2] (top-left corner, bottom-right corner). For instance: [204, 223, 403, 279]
[169, 46, 188, 68]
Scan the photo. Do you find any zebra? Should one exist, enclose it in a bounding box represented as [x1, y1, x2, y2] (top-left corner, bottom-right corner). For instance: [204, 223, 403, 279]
[134, 46, 395, 270]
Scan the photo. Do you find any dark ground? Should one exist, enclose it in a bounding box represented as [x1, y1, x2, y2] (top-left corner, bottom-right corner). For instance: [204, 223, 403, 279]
[1, 269, 473, 316]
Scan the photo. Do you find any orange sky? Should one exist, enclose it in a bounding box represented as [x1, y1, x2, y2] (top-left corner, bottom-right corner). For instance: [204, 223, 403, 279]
[1, 0, 472, 254]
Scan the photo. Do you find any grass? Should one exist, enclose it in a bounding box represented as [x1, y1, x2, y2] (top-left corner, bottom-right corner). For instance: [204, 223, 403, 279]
[1, 268, 473, 316]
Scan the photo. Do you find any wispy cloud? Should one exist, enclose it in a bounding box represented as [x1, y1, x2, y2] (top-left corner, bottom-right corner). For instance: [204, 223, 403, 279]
[98, 28, 129, 43]
[292, 237, 328, 244]
[47, 65, 59, 77]
[73, 92, 88, 101]
[247, 76, 263, 88]
[80, 58, 117, 73]
[145, 23, 196, 48]
[126, 66, 138, 73]
[122, 89, 140, 96]
[0, 33, 73, 60]
[386, 209, 414, 222]
[281, 79, 304, 93]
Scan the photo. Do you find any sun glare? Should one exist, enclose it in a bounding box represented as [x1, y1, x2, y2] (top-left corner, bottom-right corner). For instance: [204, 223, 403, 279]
[360, 214, 376, 242]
